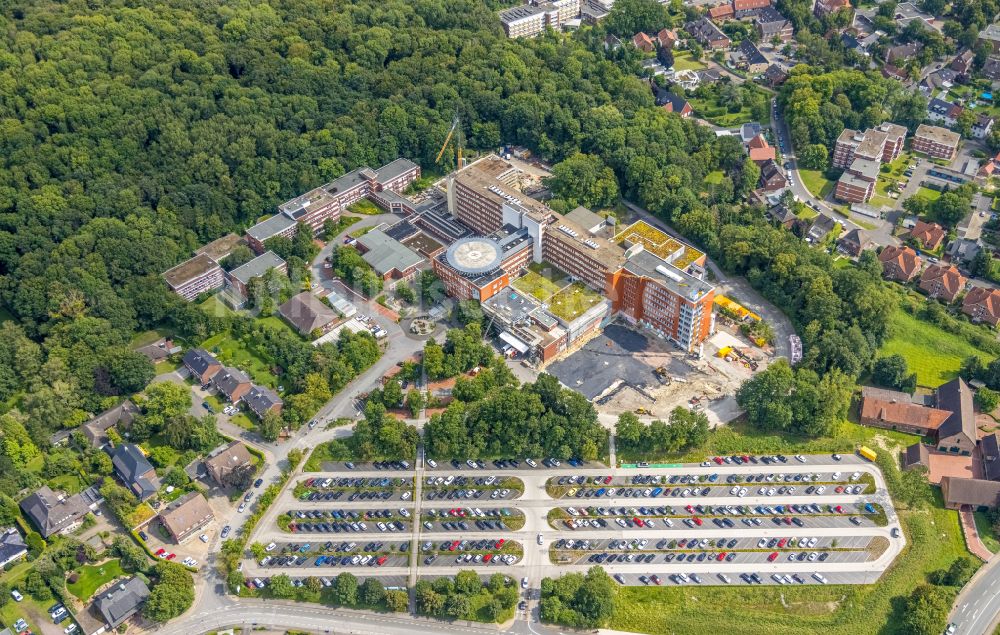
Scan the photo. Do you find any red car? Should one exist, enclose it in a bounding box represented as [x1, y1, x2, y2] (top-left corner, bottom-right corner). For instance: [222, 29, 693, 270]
[693, 517, 703, 526]
[496, 539, 505, 549]
[742, 455, 750, 463]
[685, 505, 695, 514]
[651, 575, 662, 585]
[713, 457, 724, 465]
[778, 538, 786, 548]
[166, 553, 176, 560]
[155, 548, 166, 557]
[449, 541, 459, 551]
[634, 517, 645, 527]
[783, 517, 792, 525]
[717, 552, 726, 561]
[834, 505, 844, 514]
[603, 476, 613, 485]
[376, 556, 387, 566]
[835, 486, 844, 493]
[768, 552, 778, 562]
[483, 553, 493, 562]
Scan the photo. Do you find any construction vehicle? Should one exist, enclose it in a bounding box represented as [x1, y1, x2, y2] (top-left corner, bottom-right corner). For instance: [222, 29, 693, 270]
[653, 366, 671, 385]
[634, 408, 651, 415]
[434, 114, 463, 168]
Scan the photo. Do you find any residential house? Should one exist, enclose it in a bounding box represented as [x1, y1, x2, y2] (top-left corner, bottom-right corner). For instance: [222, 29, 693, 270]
[748, 134, 776, 163]
[278, 292, 340, 337]
[698, 68, 723, 84]
[814, 0, 850, 19]
[963, 286, 1000, 327]
[877, 245, 921, 282]
[93, 577, 150, 630]
[732, 39, 768, 74]
[837, 228, 873, 257]
[739, 122, 763, 143]
[951, 49, 975, 75]
[135, 337, 181, 363]
[763, 63, 789, 87]
[111, 443, 159, 501]
[686, 17, 731, 49]
[734, 0, 771, 18]
[886, 41, 923, 64]
[158, 492, 214, 543]
[908, 220, 946, 251]
[244, 385, 283, 420]
[913, 124, 961, 160]
[881, 64, 909, 82]
[212, 367, 253, 404]
[927, 97, 963, 127]
[83, 400, 139, 447]
[753, 7, 793, 42]
[978, 23, 1000, 55]
[204, 440, 253, 487]
[859, 386, 951, 435]
[603, 34, 622, 50]
[0, 528, 27, 568]
[983, 56, 1000, 81]
[633, 32, 655, 52]
[182, 348, 222, 385]
[973, 114, 995, 140]
[758, 159, 788, 191]
[936, 377, 977, 455]
[657, 28, 677, 49]
[949, 238, 982, 264]
[766, 203, 798, 229]
[20, 486, 102, 538]
[919, 264, 967, 303]
[806, 214, 839, 243]
[708, 3, 735, 21]
[652, 85, 693, 117]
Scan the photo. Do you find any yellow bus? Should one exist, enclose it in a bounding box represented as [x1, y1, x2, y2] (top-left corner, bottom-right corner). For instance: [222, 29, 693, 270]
[858, 446, 877, 462]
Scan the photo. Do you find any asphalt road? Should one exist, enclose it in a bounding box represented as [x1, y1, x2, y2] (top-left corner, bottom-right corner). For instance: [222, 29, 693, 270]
[948, 554, 1000, 635]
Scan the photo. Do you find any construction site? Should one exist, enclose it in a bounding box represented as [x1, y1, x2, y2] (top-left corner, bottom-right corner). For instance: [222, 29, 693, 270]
[545, 304, 772, 427]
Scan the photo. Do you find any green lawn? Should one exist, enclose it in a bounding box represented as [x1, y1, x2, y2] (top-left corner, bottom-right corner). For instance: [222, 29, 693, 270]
[130, 328, 174, 348]
[48, 473, 85, 495]
[155, 359, 181, 374]
[880, 309, 994, 388]
[200, 332, 278, 388]
[67, 559, 124, 601]
[688, 96, 754, 127]
[349, 225, 376, 238]
[798, 169, 835, 199]
[915, 186, 942, 202]
[974, 511, 999, 554]
[231, 413, 256, 429]
[672, 51, 707, 71]
[705, 170, 724, 185]
[258, 315, 300, 338]
[547, 282, 604, 322]
[0, 581, 54, 635]
[200, 294, 236, 317]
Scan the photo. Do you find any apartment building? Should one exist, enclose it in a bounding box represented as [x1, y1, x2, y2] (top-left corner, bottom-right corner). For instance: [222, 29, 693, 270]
[734, 0, 771, 17]
[832, 122, 907, 169]
[162, 253, 224, 301]
[753, 7, 793, 42]
[834, 158, 879, 203]
[225, 251, 287, 299]
[245, 214, 298, 254]
[913, 124, 961, 160]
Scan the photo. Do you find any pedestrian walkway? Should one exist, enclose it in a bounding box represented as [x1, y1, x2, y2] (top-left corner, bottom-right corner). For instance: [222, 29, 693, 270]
[959, 505, 993, 561]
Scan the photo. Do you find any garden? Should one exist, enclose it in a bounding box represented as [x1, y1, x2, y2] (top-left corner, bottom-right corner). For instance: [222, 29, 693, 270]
[66, 559, 124, 601]
[879, 308, 994, 388]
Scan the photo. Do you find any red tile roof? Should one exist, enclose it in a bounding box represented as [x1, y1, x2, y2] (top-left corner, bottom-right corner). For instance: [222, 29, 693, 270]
[878, 245, 921, 281]
[633, 32, 655, 51]
[657, 29, 677, 48]
[734, 0, 771, 10]
[708, 3, 735, 19]
[909, 220, 946, 251]
[963, 287, 1000, 326]
[919, 264, 967, 303]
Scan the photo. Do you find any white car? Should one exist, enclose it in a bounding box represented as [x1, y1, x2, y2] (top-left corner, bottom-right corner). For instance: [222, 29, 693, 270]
[525, 458, 538, 468]
[11, 589, 22, 602]
[850, 471, 861, 482]
[265, 542, 277, 552]
[738, 487, 748, 497]
[815, 486, 826, 494]
[426, 459, 438, 469]
[794, 455, 806, 463]
[199, 533, 209, 543]
[521, 577, 529, 589]
[64, 625, 78, 635]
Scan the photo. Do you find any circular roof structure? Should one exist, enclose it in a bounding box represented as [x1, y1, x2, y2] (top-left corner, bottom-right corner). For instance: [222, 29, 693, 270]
[446, 237, 503, 277]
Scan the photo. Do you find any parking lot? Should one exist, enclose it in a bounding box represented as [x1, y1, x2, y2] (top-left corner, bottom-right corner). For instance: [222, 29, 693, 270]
[244, 453, 903, 592]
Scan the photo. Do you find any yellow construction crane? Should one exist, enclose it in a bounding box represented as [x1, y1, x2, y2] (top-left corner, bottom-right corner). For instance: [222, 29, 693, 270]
[434, 114, 463, 167]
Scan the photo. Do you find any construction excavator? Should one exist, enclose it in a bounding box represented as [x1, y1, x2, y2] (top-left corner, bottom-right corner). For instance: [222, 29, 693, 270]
[435, 114, 463, 168]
